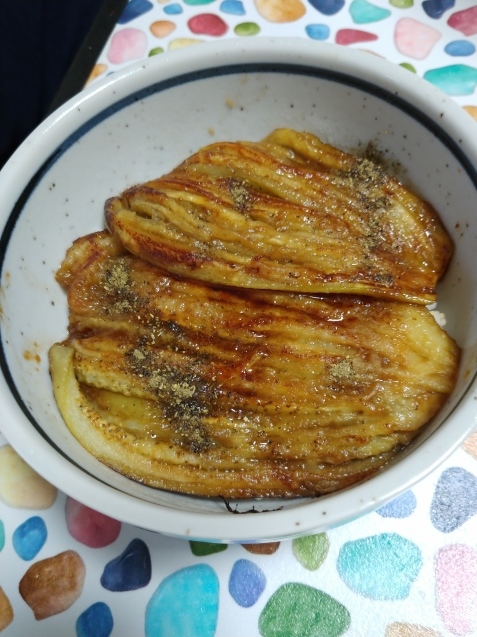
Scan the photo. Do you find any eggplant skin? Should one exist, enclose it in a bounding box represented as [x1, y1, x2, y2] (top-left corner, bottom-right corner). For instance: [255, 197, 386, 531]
[49, 231, 459, 498]
[105, 128, 453, 304]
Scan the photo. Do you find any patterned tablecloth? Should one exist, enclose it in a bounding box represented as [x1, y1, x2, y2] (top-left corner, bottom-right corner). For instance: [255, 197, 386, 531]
[1, 1, 477, 636]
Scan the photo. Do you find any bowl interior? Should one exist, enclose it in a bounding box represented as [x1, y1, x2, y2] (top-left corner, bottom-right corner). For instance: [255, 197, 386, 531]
[1, 40, 477, 541]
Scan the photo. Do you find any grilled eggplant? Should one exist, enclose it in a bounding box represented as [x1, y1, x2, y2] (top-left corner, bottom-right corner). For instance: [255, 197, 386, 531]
[105, 128, 453, 304]
[49, 231, 459, 498]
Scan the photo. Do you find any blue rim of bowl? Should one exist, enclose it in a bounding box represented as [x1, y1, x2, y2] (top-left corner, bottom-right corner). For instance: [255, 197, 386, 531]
[1, 60, 477, 504]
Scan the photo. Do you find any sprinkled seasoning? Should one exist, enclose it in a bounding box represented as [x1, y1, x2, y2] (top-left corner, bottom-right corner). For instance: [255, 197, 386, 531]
[99, 255, 216, 453]
[103, 259, 130, 293]
[336, 155, 395, 286]
[125, 345, 213, 453]
[102, 258, 142, 314]
[327, 357, 357, 388]
[227, 178, 253, 212]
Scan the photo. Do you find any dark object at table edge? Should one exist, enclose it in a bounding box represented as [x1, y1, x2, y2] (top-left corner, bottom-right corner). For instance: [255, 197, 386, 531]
[47, 0, 128, 115]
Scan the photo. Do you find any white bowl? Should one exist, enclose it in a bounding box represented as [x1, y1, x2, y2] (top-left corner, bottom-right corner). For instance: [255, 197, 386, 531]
[1, 38, 477, 543]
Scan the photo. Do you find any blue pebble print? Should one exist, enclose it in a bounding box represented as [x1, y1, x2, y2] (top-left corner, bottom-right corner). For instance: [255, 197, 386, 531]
[349, 0, 391, 24]
[430, 466, 477, 533]
[145, 564, 219, 637]
[101, 538, 151, 591]
[76, 602, 114, 637]
[305, 24, 330, 40]
[164, 3, 183, 15]
[422, 0, 455, 19]
[424, 64, 477, 96]
[12, 516, 47, 561]
[0, 520, 4, 552]
[337, 533, 422, 600]
[445, 40, 476, 57]
[307, 0, 345, 16]
[229, 559, 266, 608]
[376, 490, 416, 518]
[220, 0, 245, 15]
[118, 0, 153, 24]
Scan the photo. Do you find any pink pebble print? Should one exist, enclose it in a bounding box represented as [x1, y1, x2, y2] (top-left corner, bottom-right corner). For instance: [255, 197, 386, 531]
[394, 18, 441, 60]
[107, 28, 148, 64]
[335, 29, 378, 45]
[447, 6, 477, 36]
[65, 497, 121, 548]
[435, 543, 477, 636]
[188, 14, 228, 37]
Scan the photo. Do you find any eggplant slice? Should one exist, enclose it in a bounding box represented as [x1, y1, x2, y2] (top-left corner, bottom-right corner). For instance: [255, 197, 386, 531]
[49, 231, 459, 498]
[105, 128, 453, 304]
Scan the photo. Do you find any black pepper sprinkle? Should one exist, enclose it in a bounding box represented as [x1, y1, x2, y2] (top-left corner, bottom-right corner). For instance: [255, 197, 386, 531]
[125, 345, 214, 453]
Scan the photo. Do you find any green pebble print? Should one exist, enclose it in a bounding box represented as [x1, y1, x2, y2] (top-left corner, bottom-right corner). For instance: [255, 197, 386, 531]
[389, 0, 413, 7]
[0, 520, 4, 551]
[189, 541, 228, 556]
[399, 62, 417, 73]
[292, 533, 330, 571]
[149, 47, 164, 57]
[259, 583, 350, 637]
[234, 22, 261, 36]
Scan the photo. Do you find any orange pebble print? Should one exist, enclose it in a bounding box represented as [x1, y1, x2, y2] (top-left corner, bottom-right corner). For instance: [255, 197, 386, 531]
[0, 588, 14, 631]
[254, 0, 306, 23]
[19, 551, 85, 620]
[242, 542, 280, 555]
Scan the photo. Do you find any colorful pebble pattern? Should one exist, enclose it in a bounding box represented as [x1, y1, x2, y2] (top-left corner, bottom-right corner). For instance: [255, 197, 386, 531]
[0, 445, 57, 509]
[228, 559, 266, 607]
[1, 1, 477, 634]
[18, 550, 86, 620]
[435, 544, 477, 635]
[430, 466, 477, 532]
[337, 533, 422, 600]
[259, 583, 351, 637]
[2, 444, 477, 633]
[0, 588, 13, 632]
[376, 489, 417, 518]
[292, 533, 330, 570]
[145, 564, 219, 636]
[100, 538, 152, 591]
[76, 602, 114, 637]
[12, 516, 47, 561]
[65, 497, 121, 548]
[86, 0, 477, 112]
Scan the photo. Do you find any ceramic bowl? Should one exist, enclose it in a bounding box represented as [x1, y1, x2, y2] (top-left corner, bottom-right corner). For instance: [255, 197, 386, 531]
[1, 38, 477, 543]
